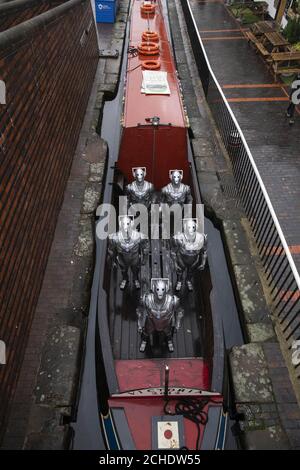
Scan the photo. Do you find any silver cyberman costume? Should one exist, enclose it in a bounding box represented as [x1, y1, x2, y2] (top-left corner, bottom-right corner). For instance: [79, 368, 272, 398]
[172, 219, 207, 292]
[161, 170, 192, 206]
[108, 216, 149, 290]
[125, 167, 155, 209]
[137, 279, 184, 353]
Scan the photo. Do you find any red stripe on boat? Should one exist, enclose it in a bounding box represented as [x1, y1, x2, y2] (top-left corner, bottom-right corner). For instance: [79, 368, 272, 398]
[115, 358, 211, 392]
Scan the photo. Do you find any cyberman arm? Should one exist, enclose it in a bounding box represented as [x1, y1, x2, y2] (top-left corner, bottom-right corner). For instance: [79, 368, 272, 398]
[189, 254, 201, 271]
[125, 184, 134, 207]
[199, 234, 208, 270]
[170, 235, 180, 262]
[174, 296, 184, 330]
[149, 183, 157, 204]
[185, 186, 193, 205]
[189, 234, 208, 271]
[107, 236, 118, 269]
[136, 296, 147, 332]
[160, 186, 168, 205]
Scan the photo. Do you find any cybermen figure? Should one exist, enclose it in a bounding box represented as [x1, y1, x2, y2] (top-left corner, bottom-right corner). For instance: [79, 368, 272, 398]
[126, 167, 155, 209]
[172, 218, 207, 292]
[108, 215, 149, 290]
[161, 170, 192, 207]
[137, 278, 184, 353]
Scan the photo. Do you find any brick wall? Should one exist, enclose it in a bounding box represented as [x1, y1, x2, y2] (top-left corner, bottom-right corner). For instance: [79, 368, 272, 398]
[0, 0, 98, 442]
[0, 0, 63, 32]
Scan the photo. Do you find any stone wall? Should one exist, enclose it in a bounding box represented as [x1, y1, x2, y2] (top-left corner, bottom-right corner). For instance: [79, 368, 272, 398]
[0, 0, 98, 442]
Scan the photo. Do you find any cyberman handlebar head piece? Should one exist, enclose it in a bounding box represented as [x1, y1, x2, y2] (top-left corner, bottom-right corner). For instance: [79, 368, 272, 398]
[169, 169, 184, 183]
[125, 167, 155, 209]
[132, 167, 147, 178]
[151, 277, 170, 296]
[161, 169, 192, 207]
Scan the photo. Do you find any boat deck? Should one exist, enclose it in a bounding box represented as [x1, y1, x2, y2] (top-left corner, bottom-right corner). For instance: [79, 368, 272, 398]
[108, 239, 206, 360]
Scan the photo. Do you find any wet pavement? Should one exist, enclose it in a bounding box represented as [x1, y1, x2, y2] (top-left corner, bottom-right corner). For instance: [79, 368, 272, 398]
[189, 0, 300, 271]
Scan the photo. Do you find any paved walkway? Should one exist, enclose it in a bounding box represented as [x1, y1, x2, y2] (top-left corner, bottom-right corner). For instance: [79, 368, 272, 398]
[189, 0, 300, 272]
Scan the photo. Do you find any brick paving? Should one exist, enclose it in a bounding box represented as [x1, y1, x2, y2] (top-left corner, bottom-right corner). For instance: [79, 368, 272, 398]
[263, 342, 300, 447]
[189, 0, 300, 272]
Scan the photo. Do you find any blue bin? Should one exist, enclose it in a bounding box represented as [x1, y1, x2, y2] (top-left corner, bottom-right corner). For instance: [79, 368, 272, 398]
[95, 0, 118, 23]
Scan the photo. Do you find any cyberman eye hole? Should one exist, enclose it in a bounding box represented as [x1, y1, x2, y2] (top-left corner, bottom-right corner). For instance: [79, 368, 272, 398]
[132, 167, 146, 178]
[169, 169, 183, 181]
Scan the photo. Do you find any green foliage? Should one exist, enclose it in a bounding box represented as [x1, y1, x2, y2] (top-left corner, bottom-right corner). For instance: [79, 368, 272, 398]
[228, 2, 262, 23]
[241, 8, 260, 24]
[291, 0, 300, 14]
[292, 41, 300, 50]
[283, 17, 300, 44]
[281, 73, 299, 85]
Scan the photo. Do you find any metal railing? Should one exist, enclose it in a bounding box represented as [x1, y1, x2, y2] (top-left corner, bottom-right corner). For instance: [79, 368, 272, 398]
[181, 0, 300, 376]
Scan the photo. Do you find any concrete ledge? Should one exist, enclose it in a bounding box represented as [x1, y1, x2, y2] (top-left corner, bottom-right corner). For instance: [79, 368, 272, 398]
[229, 344, 291, 449]
[230, 344, 273, 403]
[247, 323, 276, 343]
[35, 326, 81, 408]
[24, 405, 72, 450]
[25, 429, 70, 450]
[242, 426, 290, 450]
[222, 218, 274, 342]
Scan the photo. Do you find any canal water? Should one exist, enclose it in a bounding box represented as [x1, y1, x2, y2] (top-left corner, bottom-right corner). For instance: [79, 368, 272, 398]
[72, 7, 244, 451]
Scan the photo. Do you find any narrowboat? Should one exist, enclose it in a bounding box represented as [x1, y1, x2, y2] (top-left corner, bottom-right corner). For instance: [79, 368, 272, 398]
[95, 0, 228, 450]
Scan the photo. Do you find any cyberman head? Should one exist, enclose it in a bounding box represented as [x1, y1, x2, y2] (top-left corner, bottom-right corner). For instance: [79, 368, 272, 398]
[119, 215, 134, 234]
[169, 170, 183, 186]
[132, 167, 146, 184]
[151, 278, 170, 301]
[183, 218, 198, 237]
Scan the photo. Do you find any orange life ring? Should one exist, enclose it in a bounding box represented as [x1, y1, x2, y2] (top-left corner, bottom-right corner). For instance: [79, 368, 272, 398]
[138, 41, 159, 56]
[142, 31, 159, 42]
[142, 59, 161, 70]
[140, 3, 156, 15]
